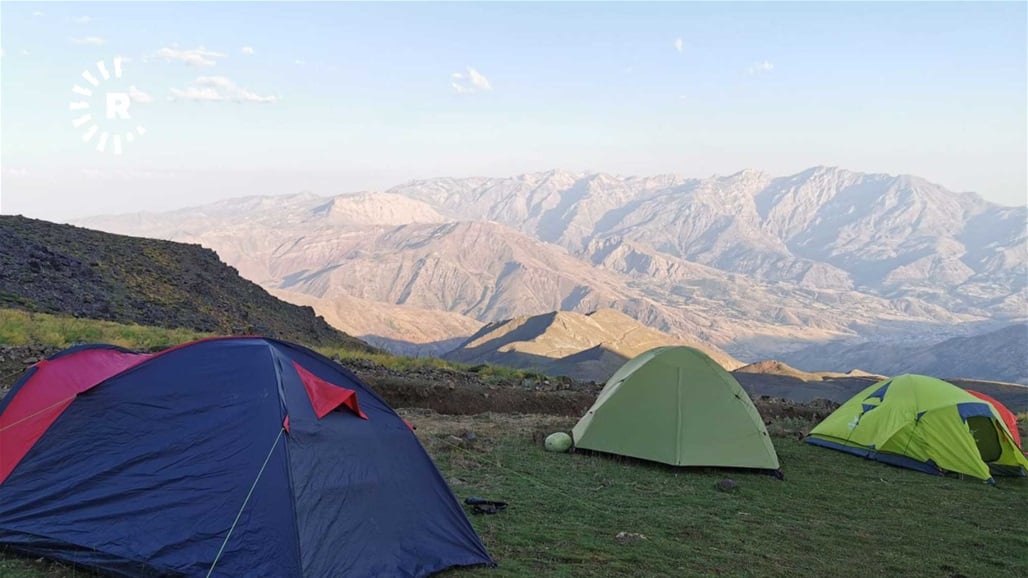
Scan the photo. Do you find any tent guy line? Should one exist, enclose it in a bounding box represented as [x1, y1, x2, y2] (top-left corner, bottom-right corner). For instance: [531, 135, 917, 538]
[0, 394, 78, 434]
[206, 427, 286, 578]
[0, 337, 494, 576]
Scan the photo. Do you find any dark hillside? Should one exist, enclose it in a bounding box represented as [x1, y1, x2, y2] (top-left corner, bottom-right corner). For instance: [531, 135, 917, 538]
[0, 216, 373, 350]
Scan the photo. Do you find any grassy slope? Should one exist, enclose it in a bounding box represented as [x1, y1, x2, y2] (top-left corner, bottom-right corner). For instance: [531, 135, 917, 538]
[426, 415, 1028, 578]
[0, 308, 537, 383]
[0, 309, 210, 351]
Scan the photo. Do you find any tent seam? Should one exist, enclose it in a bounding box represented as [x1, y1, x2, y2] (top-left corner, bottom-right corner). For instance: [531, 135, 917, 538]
[271, 347, 307, 578]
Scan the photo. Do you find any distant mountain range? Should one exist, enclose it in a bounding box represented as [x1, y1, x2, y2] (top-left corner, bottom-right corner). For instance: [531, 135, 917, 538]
[0, 216, 372, 351]
[781, 324, 1028, 385]
[76, 166, 1027, 379]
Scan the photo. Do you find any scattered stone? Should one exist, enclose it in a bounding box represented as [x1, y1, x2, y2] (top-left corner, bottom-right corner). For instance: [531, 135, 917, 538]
[532, 430, 548, 446]
[716, 478, 738, 492]
[615, 531, 647, 544]
[459, 430, 478, 444]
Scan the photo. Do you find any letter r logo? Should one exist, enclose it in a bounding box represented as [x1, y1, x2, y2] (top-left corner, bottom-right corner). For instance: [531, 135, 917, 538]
[106, 92, 131, 119]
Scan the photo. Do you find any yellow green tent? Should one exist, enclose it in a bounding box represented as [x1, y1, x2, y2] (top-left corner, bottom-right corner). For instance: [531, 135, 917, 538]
[571, 346, 779, 471]
[806, 374, 1028, 482]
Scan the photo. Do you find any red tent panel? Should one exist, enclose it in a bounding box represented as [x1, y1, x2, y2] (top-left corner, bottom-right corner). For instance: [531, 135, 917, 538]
[293, 362, 367, 420]
[0, 349, 150, 483]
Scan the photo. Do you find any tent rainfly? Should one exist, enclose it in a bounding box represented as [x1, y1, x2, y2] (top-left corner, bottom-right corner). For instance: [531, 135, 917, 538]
[806, 374, 1028, 482]
[0, 337, 493, 577]
[572, 346, 780, 471]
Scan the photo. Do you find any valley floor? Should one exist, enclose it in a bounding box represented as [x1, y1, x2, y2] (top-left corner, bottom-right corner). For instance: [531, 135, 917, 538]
[3, 411, 1026, 578]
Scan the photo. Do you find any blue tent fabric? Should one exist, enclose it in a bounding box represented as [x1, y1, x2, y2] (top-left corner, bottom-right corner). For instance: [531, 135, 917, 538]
[0, 338, 493, 577]
[956, 402, 996, 421]
[804, 437, 945, 477]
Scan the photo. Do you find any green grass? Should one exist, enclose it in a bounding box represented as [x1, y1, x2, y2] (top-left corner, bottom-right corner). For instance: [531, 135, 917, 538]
[432, 426, 1027, 577]
[0, 308, 539, 384]
[320, 346, 547, 383]
[0, 555, 81, 578]
[0, 309, 210, 351]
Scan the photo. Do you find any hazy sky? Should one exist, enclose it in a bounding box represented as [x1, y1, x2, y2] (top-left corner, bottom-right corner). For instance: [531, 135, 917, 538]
[1, 1, 1026, 220]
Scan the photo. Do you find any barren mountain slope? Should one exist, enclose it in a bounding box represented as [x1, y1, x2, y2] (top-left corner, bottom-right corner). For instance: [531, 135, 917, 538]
[388, 167, 1026, 315]
[75, 166, 1024, 364]
[780, 323, 1028, 385]
[270, 288, 482, 357]
[445, 308, 741, 381]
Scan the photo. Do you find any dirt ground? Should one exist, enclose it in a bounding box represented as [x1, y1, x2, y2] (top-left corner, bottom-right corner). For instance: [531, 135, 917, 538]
[0, 344, 841, 424]
[2, 345, 1020, 444]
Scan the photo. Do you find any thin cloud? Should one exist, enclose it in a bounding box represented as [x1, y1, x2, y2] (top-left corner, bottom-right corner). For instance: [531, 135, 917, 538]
[295, 59, 306, 65]
[32, 11, 45, 18]
[154, 45, 225, 67]
[71, 36, 106, 46]
[674, 38, 683, 53]
[451, 66, 492, 94]
[74, 16, 92, 24]
[241, 46, 255, 55]
[129, 85, 154, 104]
[80, 168, 171, 180]
[747, 60, 774, 75]
[168, 86, 222, 102]
[168, 76, 278, 104]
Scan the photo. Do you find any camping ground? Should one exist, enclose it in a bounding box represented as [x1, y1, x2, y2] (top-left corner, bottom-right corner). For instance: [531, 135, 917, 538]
[1, 312, 1026, 577]
[3, 410, 1026, 578]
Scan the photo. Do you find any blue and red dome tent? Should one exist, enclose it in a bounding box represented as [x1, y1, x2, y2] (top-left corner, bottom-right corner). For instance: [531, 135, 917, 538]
[0, 337, 493, 577]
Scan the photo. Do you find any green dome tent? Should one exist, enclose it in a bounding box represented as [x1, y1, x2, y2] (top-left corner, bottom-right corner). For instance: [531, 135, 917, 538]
[806, 374, 1028, 482]
[571, 346, 779, 471]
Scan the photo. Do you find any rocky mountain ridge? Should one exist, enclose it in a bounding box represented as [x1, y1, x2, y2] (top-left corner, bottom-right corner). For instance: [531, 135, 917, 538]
[76, 166, 1027, 371]
[781, 323, 1028, 385]
[0, 216, 372, 350]
[386, 167, 1025, 314]
[445, 308, 741, 381]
